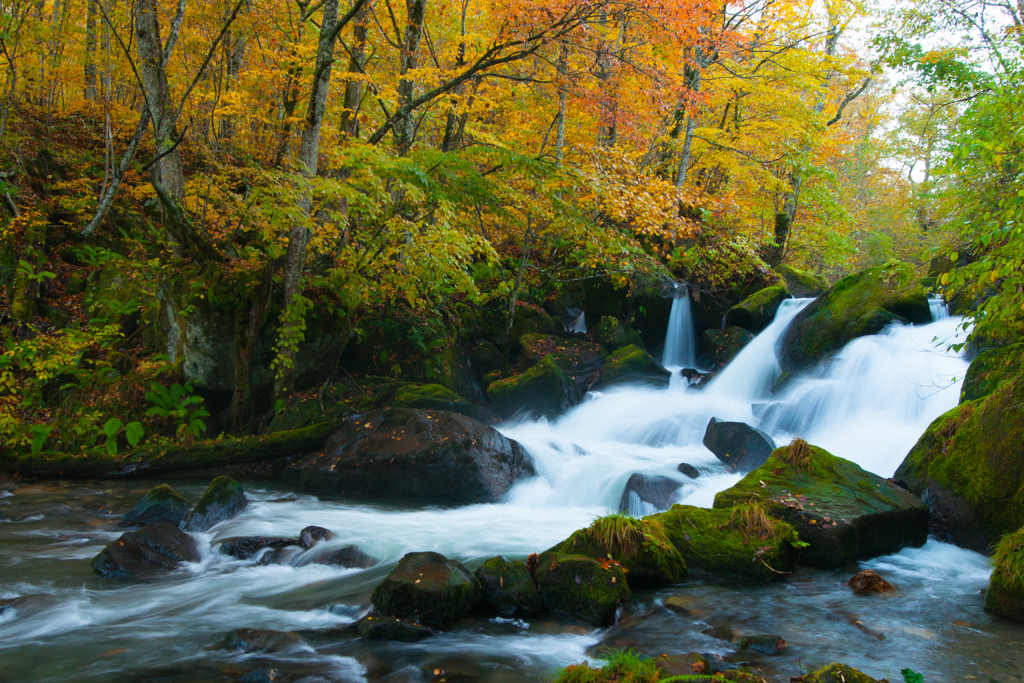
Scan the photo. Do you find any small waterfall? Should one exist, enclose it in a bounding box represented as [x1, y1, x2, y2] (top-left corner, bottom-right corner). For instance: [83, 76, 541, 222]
[662, 287, 696, 368]
[929, 296, 949, 321]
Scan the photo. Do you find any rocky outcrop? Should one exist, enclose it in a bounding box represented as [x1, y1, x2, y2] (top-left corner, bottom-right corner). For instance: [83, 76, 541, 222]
[716, 441, 928, 567]
[534, 552, 630, 625]
[599, 345, 671, 386]
[779, 263, 931, 372]
[591, 316, 645, 352]
[985, 525, 1024, 623]
[776, 265, 828, 298]
[372, 381, 492, 423]
[184, 476, 247, 532]
[960, 342, 1022, 402]
[724, 284, 790, 333]
[91, 523, 201, 578]
[703, 327, 754, 369]
[370, 552, 482, 627]
[617, 473, 682, 513]
[703, 418, 777, 472]
[285, 408, 534, 505]
[118, 484, 190, 528]
[486, 355, 581, 419]
[474, 556, 543, 616]
[519, 334, 608, 390]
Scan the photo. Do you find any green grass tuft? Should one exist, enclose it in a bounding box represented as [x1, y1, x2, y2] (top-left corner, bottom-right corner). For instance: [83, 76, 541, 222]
[582, 513, 673, 558]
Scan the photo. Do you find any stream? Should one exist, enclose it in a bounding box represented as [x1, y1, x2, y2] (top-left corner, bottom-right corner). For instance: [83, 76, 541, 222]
[2, 301, 1022, 683]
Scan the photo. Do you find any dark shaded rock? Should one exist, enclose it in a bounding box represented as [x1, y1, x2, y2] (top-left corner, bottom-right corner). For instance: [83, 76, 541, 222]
[534, 552, 630, 626]
[776, 265, 828, 298]
[218, 536, 297, 560]
[677, 463, 701, 479]
[591, 316, 645, 352]
[486, 355, 581, 419]
[118, 484, 190, 528]
[374, 382, 493, 423]
[184, 476, 247, 532]
[256, 546, 303, 566]
[847, 569, 895, 593]
[91, 523, 201, 578]
[985, 525, 1024, 623]
[738, 634, 788, 655]
[703, 418, 777, 472]
[715, 442, 928, 567]
[725, 284, 791, 334]
[0, 594, 57, 618]
[474, 556, 543, 616]
[370, 551, 482, 627]
[960, 342, 1023, 402]
[469, 341, 502, 380]
[654, 653, 711, 677]
[421, 656, 481, 683]
[795, 663, 884, 683]
[298, 526, 335, 549]
[223, 628, 305, 653]
[238, 669, 281, 683]
[302, 544, 378, 568]
[286, 409, 534, 505]
[704, 327, 755, 369]
[519, 334, 608, 391]
[357, 614, 434, 641]
[600, 345, 671, 386]
[617, 473, 682, 513]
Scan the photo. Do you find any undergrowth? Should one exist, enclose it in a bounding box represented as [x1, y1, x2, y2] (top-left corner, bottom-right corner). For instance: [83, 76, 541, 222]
[784, 438, 813, 471]
[729, 501, 779, 539]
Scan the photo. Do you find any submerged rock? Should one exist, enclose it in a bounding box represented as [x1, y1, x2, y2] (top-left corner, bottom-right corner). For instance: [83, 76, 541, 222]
[238, 669, 281, 683]
[703, 418, 776, 472]
[716, 441, 928, 567]
[91, 522, 201, 578]
[118, 484, 190, 528]
[487, 355, 581, 419]
[298, 525, 335, 549]
[474, 555, 543, 616]
[286, 408, 534, 505]
[534, 552, 630, 626]
[847, 569, 895, 594]
[300, 544, 378, 568]
[725, 284, 791, 334]
[0, 594, 57, 619]
[357, 614, 433, 641]
[600, 345, 671, 386]
[223, 628, 305, 653]
[984, 525, 1024, 623]
[617, 473, 682, 513]
[704, 327, 755, 369]
[218, 536, 297, 560]
[184, 476, 247, 532]
[370, 551, 482, 627]
[738, 634, 788, 655]
[677, 463, 701, 479]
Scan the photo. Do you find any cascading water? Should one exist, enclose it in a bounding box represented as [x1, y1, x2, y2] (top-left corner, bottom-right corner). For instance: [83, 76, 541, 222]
[929, 296, 950, 321]
[661, 286, 696, 369]
[1, 294, 1015, 683]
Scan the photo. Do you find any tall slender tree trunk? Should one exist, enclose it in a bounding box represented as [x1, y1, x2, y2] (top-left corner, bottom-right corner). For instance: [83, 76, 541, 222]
[395, 0, 427, 153]
[84, 0, 98, 100]
[340, 0, 371, 137]
[555, 45, 568, 165]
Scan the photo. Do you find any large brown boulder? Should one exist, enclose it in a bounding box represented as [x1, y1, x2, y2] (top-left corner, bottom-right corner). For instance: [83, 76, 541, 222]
[370, 552, 482, 627]
[91, 523, 201, 578]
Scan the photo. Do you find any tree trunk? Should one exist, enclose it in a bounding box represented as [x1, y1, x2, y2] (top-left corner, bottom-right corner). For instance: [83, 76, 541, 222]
[340, 0, 371, 138]
[84, 0, 98, 100]
[395, 0, 427, 153]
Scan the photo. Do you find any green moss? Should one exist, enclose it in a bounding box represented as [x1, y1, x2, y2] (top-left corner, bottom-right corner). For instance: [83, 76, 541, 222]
[776, 264, 828, 298]
[371, 381, 491, 422]
[716, 443, 928, 567]
[591, 316, 645, 352]
[650, 504, 798, 581]
[370, 551, 482, 627]
[703, 326, 755, 369]
[800, 664, 882, 683]
[474, 556, 542, 616]
[551, 649, 660, 683]
[724, 284, 791, 332]
[960, 342, 1023, 402]
[985, 525, 1024, 622]
[535, 552, 630, 626]
[600, 345, 670, 385]
[486, 355, 580, 418]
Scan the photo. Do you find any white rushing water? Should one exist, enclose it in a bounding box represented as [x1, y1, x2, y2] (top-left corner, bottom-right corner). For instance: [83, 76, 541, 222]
[661, 287, 697, 369]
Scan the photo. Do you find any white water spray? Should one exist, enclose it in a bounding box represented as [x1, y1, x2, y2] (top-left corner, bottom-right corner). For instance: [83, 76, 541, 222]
[662, 287, 697, 369]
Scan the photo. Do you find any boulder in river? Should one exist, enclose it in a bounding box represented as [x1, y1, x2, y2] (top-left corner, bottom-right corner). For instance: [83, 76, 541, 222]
[370, 551, 482, 627]
[895, 375, 1024, 551]
[534, 552, 630, 626]
[91, 522, 201, 578]
[519, 333, 609, 391]
[703, 326, 755, 369]
[474, 555, 543, 616]
[0, 594, 57, 619]
[677, 463, 701, 479]
[223, 628, 305, 653]
[184, 476, 247, 532]
[703, 418, 777, 472]
[218, 536, 297, 560]
[356, 614, 433, 641]
[715, 440, 928, 567]
[599, 344, 671, 386]
[738, 634, 788, 655]
[796, 663, 885, 683]
[984, 525, 1024, 623]
[300, 544, 378, 568]
[847, 569, 895, 594]
[285, 408, 535, 505]
[779, 262, 930, 372]
[487, 355, 581, 419]
[724, 284, 791, 334]
[298, 525, 335, 549]
[617, 473, 682, 514]
[118, 484, 190, 528]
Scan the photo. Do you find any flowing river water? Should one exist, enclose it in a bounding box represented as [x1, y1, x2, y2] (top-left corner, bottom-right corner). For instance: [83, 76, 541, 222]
[2, 302, 1023, 682]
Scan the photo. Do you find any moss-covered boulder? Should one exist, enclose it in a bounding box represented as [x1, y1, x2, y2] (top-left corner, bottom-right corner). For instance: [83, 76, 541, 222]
[534, 552, 630, 625]
[462, 304, 558, 351]
[184, 476, 247, 532]
[520, 334, 608, 390]
[985, 525, 1024, 622]
[651, 504, 799, 581]
[118, 484, 190, 528]
[373, 381, 492, 423]
[285, 408, 535, 504]
[370, 551, 482, 627]
[91, 522, 201, 578]
[776, 265, 828, 298]
[591, 316, 645, 352]
[798, 663, 884, 683]
[779, 263, 931, 372]
[599, 345, 671, 387]
[715, 441, 928, 567]
[487, 355, 581, 419]
[895, 376, 1024, 550]
[724, 284, 791, 333]
[704, 327, 755, 369]
[474, 556, 543, 616]
[960, 342, 1023, 403]
[545, 515, 687, 585]
[469, 341, 502, 379]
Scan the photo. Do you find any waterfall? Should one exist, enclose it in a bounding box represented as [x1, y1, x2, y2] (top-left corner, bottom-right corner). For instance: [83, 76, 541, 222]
[662, 287, 696, 368]
[929, 296, 950, 321]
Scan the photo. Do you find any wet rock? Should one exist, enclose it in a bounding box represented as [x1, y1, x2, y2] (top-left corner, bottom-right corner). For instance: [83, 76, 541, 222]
[677, 463, 701, 479]
[617, 473, 682, 513]
[703, 418, 777, 472]
[779, 262, 930, 372]
[298, 526, 335, 549]
[738, 634, 788, 655]
[487, 355, 581, 419]
[795, 663, 884, 683]
[184, 476, 247, 532]
[984, 525, 1024, 623]
[218, 537, 297, 560]
[421, 656, 481, 683]
[704, 327, 755, 368]
[600, 344, 671, 387]
[370, 551, 482, 627]
[238, 669, 281, 683]
[715, 441, 928, 567]
[654, 652, 711, 677]
[960, 342, 1023, 402]
[301, 544, 378, 568]
[474, 555, 543, 616]
[118, 484, 190, 528]
[256, 546, 303, 566]
[357, 614, 434, 641]
[519, 334, 608, 391]
[534, 552, 630, 626]
[469, 341, 502, 380]
[724, 284, 791, 334]
[374, 382, 493, 423]
[91, 522, 201, 578]
[847, 569, 895, 594]
[286, 409, 535, 505]
[223, 628, 305, 653]
[0, 594, 57, 618]
[591, 316, 645, 352]
[895, 375, 1024, 551]
[776, 265, 828, 298]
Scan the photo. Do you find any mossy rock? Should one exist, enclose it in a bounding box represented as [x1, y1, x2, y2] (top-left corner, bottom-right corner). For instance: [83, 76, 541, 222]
[184, 476, 247, 532]
[779, 263, 930, 372]
[985, 525, 1024, 623]
[519, 333, 608, 389]
[960, 342, 1023, 403]
[776, 265, 828, 298]
[715, 443, 928, 567]
[600, 345, 670, 387]
[724, 284, 791, 333]
[703, 327, 755, 369]
[373, 381, 492, 423]
[370, 551, 482, 627]
[268, 397, 344, 433]
[651, 505, 799, 581]
[462, 305, 558, 351]
[118, 484, 190, 528]
[545, 516, 687, 585]
[895, 375, 1024, 550]
[474, 556, 543, 616]
[469, 341, 502, 379]
[486, 355, 581, 419]
[591, 316, 645, 352]
[534, 552, 630, 626]
[799, 663, 884, 683]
